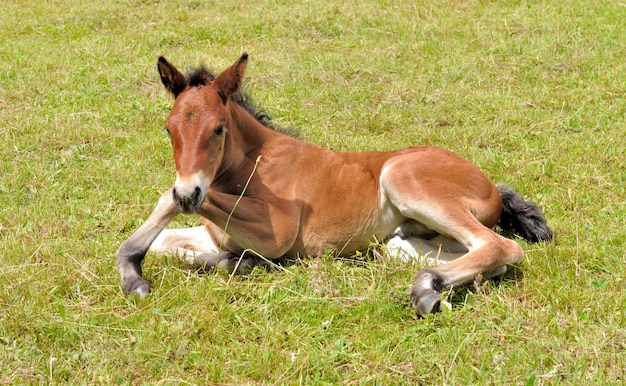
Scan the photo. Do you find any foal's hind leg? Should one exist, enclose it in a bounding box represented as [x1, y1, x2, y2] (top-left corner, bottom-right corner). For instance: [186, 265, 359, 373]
[401, 204, 523, 314]
[381, 162, 522, 314]
[386, 231, 468, 264]
[409, 227, 522, 314]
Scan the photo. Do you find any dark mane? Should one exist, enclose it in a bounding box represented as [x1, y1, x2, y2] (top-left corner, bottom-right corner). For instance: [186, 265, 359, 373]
[186, 67, 215, 87]
[185, 66, 299, 138]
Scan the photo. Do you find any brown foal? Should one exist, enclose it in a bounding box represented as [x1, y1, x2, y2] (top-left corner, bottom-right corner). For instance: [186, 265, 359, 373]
[116, 53, 552, 314]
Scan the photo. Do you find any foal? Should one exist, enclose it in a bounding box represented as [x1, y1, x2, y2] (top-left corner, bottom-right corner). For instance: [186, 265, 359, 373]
[116, 53, 552, 314]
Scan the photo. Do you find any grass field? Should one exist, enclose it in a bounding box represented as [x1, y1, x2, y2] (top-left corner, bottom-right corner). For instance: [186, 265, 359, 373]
[1, 0, 625, 384]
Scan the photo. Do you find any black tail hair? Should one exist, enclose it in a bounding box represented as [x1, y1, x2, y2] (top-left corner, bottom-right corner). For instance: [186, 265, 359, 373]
[497, 184, 553, 243]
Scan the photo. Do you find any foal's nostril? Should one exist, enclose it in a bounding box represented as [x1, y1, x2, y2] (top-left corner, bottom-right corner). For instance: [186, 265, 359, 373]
[172, 185, 203, 212]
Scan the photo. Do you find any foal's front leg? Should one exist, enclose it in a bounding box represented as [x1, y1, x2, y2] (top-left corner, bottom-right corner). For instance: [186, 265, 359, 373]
[116, 189, 181, 296]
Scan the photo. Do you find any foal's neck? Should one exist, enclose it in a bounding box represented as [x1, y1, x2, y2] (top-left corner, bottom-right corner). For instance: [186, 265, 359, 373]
[226, 100, 284, 151]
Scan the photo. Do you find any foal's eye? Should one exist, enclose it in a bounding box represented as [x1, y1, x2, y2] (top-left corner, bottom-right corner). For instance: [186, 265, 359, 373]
[215, 125, 227, 136]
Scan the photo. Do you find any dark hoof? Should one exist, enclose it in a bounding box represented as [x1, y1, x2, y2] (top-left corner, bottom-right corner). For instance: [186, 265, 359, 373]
[194, 252, 221, 269]
[411, 289, 441, 315]
[411, 268, 445, 315]
[134, 284, 150, 297]
[122, 276, 150, 297]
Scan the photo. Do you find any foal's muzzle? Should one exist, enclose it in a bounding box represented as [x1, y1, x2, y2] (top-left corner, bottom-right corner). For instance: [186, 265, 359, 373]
[172, 174, 209, 213]
[172, 186, 203, 213]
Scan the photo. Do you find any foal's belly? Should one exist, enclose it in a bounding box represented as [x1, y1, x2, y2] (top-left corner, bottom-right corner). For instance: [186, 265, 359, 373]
[294, 189, 404, 257]
[282, 148, 411, 257]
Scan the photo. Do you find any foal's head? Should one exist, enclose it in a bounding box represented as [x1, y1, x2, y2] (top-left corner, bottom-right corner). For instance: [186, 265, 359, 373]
[157, 54, 248, 213]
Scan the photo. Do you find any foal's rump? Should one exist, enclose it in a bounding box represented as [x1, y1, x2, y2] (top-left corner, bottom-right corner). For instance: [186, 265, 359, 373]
[379, 146, 503, 231]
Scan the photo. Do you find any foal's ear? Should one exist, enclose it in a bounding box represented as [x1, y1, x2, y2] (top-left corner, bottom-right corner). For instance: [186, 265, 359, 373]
[213, 53, 249, 103]
[157, 57, 187, 97]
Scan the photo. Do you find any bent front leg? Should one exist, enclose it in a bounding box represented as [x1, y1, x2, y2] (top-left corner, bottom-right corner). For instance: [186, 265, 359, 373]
[116, 189, 181, 296]
[189, 251, 279, 273]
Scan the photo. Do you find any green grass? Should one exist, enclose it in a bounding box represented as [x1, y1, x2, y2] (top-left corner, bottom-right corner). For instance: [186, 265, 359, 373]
[1, 0, 625, 384]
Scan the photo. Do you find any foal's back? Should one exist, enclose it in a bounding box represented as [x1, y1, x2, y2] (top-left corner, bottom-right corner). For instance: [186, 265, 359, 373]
[258, 135, 497, 257]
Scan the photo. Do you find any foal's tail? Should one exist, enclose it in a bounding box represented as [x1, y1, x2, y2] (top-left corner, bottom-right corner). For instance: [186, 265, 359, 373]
[497, 184, 553, 243]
